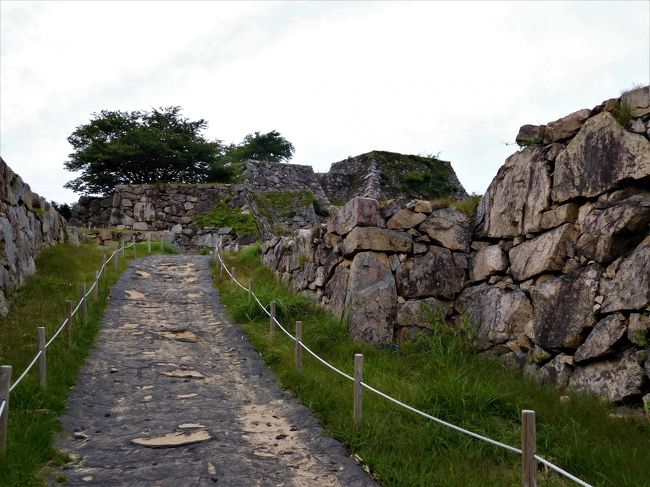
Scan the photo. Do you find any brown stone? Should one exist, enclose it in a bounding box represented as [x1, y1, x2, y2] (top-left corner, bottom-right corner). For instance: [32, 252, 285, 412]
[539, 203, 579, 231]
[420, 208, 472, 251]
[543, 108, 591, 144]
[470, 245, 508, 282]
[333, 197, 382, 235]
[508, 224, 576, 281]
[414, 200, 434, 213]
[341, 227, 412, 256]
[386, 208, 426, 230]
[515, 124, 546, 146]
[621, 85, 650, 117]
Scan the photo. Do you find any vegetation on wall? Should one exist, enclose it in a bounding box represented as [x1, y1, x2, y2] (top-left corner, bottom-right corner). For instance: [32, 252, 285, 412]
[256, 190, 327, 221]
[194, 202, 260, 237]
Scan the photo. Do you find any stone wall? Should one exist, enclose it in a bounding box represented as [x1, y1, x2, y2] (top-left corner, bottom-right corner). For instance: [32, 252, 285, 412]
[261, 86, 650, 406]
[0, 158, 68, 315]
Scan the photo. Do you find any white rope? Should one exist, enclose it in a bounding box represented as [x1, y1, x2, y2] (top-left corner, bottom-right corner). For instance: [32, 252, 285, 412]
[0, 399, 5, 417]
[45, 318, 68, 349]
[535, 455, 593, 487]
[86, 279, 97, 297]
[8, 350, 43, 393]
[71, 299, 82, 317]
[216, 248, 592, 487]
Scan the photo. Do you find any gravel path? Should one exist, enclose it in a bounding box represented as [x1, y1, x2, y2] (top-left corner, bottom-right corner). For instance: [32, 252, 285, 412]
[53, 255, 378, 487]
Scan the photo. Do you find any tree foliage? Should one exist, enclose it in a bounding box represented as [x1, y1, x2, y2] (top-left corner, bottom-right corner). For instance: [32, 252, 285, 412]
[64, 107, 220, 195]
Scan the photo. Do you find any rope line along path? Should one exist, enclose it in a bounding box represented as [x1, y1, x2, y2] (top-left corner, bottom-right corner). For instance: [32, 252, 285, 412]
[216, 248, 594, 487]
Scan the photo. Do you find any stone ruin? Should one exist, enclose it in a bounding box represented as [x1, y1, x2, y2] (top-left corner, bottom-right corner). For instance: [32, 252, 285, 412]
[261, 86, 650, 406]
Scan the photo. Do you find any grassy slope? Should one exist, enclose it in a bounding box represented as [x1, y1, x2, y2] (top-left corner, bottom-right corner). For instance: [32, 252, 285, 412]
[214, 246, 650, 487]
[0, 242, 176, 486]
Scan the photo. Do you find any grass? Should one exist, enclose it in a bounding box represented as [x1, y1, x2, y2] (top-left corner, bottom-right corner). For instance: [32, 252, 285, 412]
[194, 202, 260, 237]
[613, 101, 633, 128]
[0, 241, 177, 486]
[427, 194, 483, 217]
[213, 245, 650, 487]
[256, 190, 323, 220]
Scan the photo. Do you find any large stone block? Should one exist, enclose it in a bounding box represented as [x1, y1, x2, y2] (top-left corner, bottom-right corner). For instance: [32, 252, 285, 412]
[396, 297, 446, 328]
[621, 85, 650, 117]
[420, 208, 471, 251]
[574, 313, 626, 363]
[475, 147, 551, 238]
[456, 283, 533, 347]
[600, 237, 650, 313]
[530, 266, 601, 349]
[345, 252, 396, 343]
[509, 224, 576, 281]
[543, 108, 591, 144]
[332, 197, 382, 235]
[552, 112, 650, 203]
[341, 227, 412, 256]
[324, 261, 350, 318]
[395, 247, 465, 299]
[539, 203, 579, 231]
[386, 209, 426, 230]
[470, 245, 508, 282]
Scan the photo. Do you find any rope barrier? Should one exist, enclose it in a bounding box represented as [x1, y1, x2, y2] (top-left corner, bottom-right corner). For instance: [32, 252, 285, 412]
[0, 399, 5, 418]
[8, 351, 42, 393]
[215, 248, 593, 487]
[44, 318, 68, 349]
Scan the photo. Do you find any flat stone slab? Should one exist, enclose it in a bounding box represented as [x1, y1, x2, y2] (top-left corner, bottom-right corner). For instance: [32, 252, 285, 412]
[53, 255, 377, 486]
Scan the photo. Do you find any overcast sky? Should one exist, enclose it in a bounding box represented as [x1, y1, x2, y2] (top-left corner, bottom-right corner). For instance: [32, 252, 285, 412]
[1, 1, 648, 204]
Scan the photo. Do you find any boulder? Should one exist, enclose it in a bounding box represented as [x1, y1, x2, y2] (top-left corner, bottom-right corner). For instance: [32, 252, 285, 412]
[134, 202, 156, 222]
[574, 314, 626, 363]
[568, 349, 644, 402]
[420, 208, 472, 252]
[395, 247, 465, 299]
[543, 108, 591, 144]
[456, 283, 533, 347]
[345, 252, 396, 343]
[341, 227, 412, 256]
[470, 245, 507, 282]
[628, 313, 649, 347]
[516, 124, 546, 146]
[575, 192, 650, 263]
[332, 197, 382, 235]
[396, 298, 446, 328]
[324, 261, 350, 318]
[600, 237, 650, 313]
[552, 112, 650, 203]
[530, 266, 601, 349]
[539, 203, 579, 231]
[475, 147, 551, 238]
[386, 209, 426, 230]
[509, 224, 576, 281]
[414, 200, 434, 213]
[621, 85, 650, 117]
[537, 353, 574, 388]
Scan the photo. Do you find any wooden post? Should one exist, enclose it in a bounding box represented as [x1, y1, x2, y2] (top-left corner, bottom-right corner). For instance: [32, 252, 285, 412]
[37, 327, 46, 388]
[121, 239, 125, 257]
[102, 254, 107, 284]
[270, 301, 276, 341]
[147, 234, 151, 254]
[0, 365, 12, 458]
[248, 279, 253, 304]
[354, 354, 363, 427]
[81, 283, 88, 321]
[65, 300, 73, 346]
[522, 410, 537, 487]
[114, 242, 119, 272]
[232, 267, 236, 281]
[94, 271, 99, 300]
[219, 252, 224, 279]
[295, 321, 303, 373]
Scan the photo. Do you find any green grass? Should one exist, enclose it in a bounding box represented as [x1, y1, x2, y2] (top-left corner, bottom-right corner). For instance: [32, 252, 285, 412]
[213, 245, 650, 487]
[613, 101, 633, 128]
[0, 241, 177, 486]
[194, 202, 260, 237]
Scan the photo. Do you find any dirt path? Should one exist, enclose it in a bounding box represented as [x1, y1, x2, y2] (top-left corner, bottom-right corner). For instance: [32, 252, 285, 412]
[53, 255, 378, 487]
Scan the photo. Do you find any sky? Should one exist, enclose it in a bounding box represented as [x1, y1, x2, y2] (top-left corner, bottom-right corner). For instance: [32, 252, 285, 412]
[1, 1, 648, 204]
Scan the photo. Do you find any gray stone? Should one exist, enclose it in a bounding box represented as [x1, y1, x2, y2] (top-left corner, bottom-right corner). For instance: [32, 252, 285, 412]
[341, 227, 412, 256]
[630, 118, 646, 134]
[621, 85, 650, 118]
[552, 112, 650, 203]
[539, 203, 579, 231]
[325, 261, 350, 318]
[133, 222, 149, 231]
[574, 314, 626, 363]
[345, 252, 396, 344]
[420, 208, 471, 252]
[333, 197, 382, 236]
[530, 266, 601, 349]
[171, 224, 183, 234]
[470, 245, 507, 282]
[568, 349, 644, 402]
[601, 237, 650, 313]
[456, 283, 533, 347]
[516, 124, 546, 146]
[395, 247, 465, 299]
[386, 209, 426, 230]
[628, 313, 649, 346]
[509, 224, 576, 281]
[537, 353, 574, 388]
[396, 298, 446, 328]
[544, 108, 591, 144]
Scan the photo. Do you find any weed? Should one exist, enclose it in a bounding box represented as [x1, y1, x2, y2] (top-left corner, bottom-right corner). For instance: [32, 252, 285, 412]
[519, 136, 544, 147]
[194, 203, 260, 237]
[613, 101, 633, 128]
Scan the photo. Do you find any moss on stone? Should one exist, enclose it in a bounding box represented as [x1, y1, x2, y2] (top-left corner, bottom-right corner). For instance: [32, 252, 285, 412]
[256, 190, 318, 220]
[194, 204, 260, 237]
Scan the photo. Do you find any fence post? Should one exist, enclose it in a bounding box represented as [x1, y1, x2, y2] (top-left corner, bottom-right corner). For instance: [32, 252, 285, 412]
[232, 267, 236, 281]
[354, 354, 363, 427]
[65, 300, 73, 347]
[102, 254, 107, 284]
[295, 321, 303, 373]
[0, 365, 11, 458]
[121, 239, 125, 258]
[38, 327, 46, 388]
[270, 301, 276, 341]
[248, 279, 253, 304]
[94, 271, 99, 300]
[133, 236, 136, 258]
[81, 283, 88, 321]
[148, 234, 151, 254]
[522, 410, 537, 487]
[114, 242, 119, 272]
[219, 253, 224, 279]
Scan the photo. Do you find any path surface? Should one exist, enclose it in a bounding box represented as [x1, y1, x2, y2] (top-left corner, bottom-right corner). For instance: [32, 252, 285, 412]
[54, 255, 378, 487]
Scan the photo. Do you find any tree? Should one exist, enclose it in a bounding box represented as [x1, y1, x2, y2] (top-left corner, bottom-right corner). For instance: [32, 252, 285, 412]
[64, 107, 220, 195]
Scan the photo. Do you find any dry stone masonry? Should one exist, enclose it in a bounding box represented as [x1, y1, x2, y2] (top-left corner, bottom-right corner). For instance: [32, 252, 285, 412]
[262, 86, 650, 406]
[0, 158, 68, 315]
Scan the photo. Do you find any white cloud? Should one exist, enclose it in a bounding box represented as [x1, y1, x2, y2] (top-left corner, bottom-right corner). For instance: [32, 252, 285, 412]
[1, 1, 648, 203]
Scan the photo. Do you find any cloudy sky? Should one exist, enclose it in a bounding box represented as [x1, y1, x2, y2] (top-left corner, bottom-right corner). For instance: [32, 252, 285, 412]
[1, 1, 648, 204]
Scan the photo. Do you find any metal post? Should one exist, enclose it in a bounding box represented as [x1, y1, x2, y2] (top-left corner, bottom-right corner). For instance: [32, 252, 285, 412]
[0, 365, 12, 458]
[295, 321, 303, 373]
[270, 301, 276, 341]
[522, 410, 537, 487]
[354, 354, 363, 427]
[65, 300, 73, 346]
[38, 327, 46, 388]
[81, 283, 88, 321]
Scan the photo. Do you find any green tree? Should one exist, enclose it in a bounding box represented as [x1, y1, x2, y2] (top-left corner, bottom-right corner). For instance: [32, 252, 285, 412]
[64, 107, 220, 195]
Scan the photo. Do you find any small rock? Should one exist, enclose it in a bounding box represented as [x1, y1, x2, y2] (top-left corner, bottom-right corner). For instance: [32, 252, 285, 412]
[131, 430, 211, 448]
[73, 431, 88, 440]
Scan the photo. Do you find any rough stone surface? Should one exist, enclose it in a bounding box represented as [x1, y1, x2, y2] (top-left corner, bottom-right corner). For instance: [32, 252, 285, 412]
[568, 349, 644, 402]
[345, 252, 396, 343]
[420, 208, 472, 251]
[539, 203, 579, 231]
[386, 208, 426, 230]
[333, 197, 382, 236]
[324, 262, 350, 318]
[600, 238, 650, 313]
[574, 314, 626, 363]
[621, 86, 650, 118]
[537, 354, 574, 388]
[396, 298, 446, 328]
[509, 224, 576, 281]
[552, 112, 650, 203]
[54, 255, 377, 486]
[530, 266, 601, 349]
[544, 108, 591, 144]
[456, 283, 533, 347]
[516, 124, 546, 145]
[470, 245, 507, 282]
[341, 227, 412, 256]
[628, 313, 649, 347]
[395, 247, 465, 299]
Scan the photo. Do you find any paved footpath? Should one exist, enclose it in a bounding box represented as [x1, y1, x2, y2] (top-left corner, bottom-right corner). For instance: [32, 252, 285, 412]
[53, 255, 378, 487]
